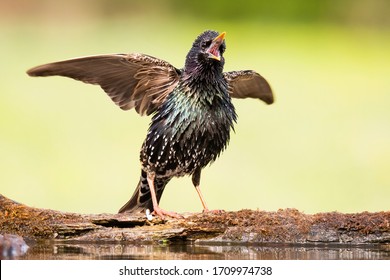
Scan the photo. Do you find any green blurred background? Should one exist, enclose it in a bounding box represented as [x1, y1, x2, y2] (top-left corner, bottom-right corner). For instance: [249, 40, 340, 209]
[1, 0, 389, 214]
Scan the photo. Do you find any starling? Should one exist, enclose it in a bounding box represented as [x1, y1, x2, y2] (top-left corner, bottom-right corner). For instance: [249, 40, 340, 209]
[27, 30, 273, 219]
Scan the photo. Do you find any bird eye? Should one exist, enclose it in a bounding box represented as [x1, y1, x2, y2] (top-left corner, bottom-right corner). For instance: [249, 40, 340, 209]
[201, 40, 212, 49]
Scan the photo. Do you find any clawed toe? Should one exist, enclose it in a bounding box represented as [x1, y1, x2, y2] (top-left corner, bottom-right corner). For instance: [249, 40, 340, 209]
[152, 207, 183, 219]
[202, 209, 225, 214]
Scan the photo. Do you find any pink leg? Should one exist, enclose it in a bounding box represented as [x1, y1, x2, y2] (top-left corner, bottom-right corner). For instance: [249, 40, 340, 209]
[147, 172, 182, 219]
[195, 185, 225, 214]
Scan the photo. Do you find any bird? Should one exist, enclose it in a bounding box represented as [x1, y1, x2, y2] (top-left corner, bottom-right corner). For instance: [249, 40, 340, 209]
[27, 30, 274, 219]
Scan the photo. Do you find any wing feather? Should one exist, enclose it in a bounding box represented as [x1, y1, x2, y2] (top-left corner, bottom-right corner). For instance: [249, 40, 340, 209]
[27, 53, 181, 115]
[224, 70, 274, 104]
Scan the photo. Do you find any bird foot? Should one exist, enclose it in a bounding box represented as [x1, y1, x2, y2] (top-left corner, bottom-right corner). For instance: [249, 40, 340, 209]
[152, 207, 183, 220]
[202, 209, 225, 214]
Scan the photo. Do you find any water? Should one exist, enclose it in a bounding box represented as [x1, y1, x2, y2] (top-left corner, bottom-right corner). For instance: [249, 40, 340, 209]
[20, 241, 390, 260]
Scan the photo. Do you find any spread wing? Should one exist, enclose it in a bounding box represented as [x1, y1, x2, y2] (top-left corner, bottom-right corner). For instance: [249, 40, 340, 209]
[224, 70, 274, 104]
[27, 53, 181, 115]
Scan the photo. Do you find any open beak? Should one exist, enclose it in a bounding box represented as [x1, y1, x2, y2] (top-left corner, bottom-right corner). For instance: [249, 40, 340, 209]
[206, 32, 226, 61]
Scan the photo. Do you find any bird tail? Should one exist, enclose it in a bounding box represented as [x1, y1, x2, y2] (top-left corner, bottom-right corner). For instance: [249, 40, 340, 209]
[118, 170, 169, 214]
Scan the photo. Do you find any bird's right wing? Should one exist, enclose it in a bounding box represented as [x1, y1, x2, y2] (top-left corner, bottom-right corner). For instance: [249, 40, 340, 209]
[27, 53, 181, 116]
[224, 70, 274, 105]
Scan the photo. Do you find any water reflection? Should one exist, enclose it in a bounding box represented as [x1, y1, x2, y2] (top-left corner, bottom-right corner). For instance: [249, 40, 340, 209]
[21, 241, 390, 260]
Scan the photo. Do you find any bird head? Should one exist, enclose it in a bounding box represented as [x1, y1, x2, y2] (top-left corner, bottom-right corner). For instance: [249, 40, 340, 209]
[184, 30, 226, 76]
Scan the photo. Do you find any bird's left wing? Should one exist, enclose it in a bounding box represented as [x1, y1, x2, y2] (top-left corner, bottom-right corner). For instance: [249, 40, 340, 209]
[224, 70, 274, 105]
[27, 53, 181, 116]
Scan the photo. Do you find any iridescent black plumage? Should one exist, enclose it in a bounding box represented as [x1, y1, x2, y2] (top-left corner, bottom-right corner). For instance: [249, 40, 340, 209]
[27, 30, 274, 218]
[119, 31, 237, 216]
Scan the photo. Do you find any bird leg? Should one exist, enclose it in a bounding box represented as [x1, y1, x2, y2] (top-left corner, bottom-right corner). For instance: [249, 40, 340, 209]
[147, 172, 182, 219]
[196, 186, 224, 214]
[195, 185, 209, 212]
[192, 168, 224, 214]
[192, 168, 210, 212]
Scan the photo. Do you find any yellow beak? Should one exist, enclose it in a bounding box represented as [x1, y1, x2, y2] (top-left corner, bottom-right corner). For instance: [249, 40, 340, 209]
[207, 32, 226, 61]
